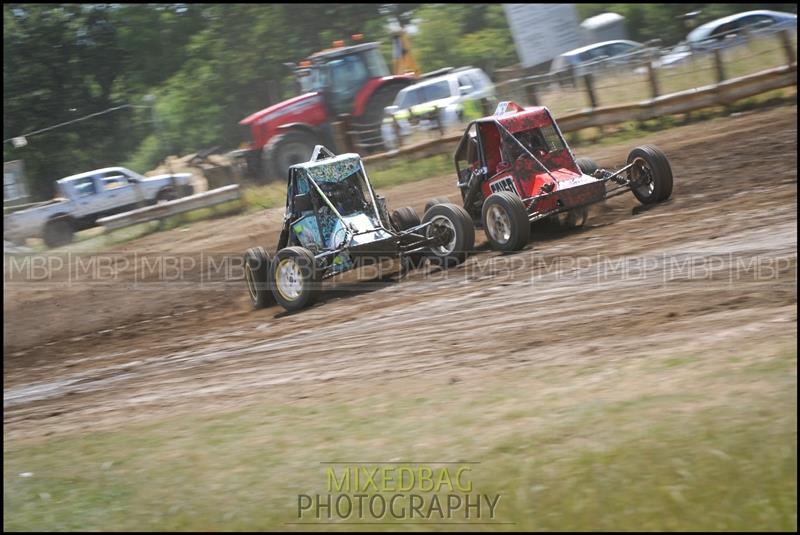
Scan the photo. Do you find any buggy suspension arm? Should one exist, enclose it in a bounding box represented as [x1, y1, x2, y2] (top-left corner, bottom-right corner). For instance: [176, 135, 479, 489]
[596, 162, 636, 185]
[521, 162, 640, 223]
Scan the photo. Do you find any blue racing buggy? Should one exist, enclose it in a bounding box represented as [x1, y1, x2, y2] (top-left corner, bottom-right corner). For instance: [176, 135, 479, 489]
[244, 146, 474, 312]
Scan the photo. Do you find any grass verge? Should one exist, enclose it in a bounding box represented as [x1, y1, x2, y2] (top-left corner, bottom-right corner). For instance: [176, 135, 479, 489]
[4, 347, 796, 531]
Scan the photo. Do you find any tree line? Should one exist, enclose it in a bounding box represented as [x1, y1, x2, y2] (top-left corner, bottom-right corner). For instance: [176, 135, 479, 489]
[4, 3, 795, 199]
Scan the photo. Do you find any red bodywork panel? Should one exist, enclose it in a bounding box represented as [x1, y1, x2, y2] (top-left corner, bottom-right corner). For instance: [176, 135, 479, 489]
[474, 105, 603, 213]
[240, 75, 416, 151]
[239, 93, 328, 150]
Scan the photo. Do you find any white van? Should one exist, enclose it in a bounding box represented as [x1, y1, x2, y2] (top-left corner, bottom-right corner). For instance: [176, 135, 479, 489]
[381, 67, 496, 149]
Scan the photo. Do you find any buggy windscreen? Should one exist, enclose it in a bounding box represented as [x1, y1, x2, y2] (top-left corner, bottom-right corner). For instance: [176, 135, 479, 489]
[310, 158, 371, 216]
[315, 168, 371, 216]
[291, 154, 375, 219]
[497, 121, 578, 175]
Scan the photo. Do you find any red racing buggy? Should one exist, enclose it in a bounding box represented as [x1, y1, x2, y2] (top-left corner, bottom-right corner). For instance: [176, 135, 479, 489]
[439, 101, 674, 251]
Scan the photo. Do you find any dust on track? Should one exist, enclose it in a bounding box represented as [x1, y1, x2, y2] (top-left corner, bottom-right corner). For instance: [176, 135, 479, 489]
[3, 105, 797, 441]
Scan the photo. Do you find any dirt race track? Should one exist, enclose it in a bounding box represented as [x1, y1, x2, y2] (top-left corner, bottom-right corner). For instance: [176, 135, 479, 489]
[3, 104, 797, 441]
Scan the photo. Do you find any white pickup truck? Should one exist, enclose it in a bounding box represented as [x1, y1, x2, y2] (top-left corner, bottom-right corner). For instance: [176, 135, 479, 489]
[4, 167, 194, 248]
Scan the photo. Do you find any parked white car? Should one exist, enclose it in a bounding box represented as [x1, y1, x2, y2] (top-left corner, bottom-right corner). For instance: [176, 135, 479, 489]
[4, 167, 194, 247]
[381, 67, 495, 149]
[549, 40, 650, 85]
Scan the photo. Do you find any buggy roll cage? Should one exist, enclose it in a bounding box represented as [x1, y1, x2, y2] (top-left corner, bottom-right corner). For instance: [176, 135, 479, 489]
[456, 109, 572, 185]
[279, 145, 434, 255]
[454, 107, 642, 220]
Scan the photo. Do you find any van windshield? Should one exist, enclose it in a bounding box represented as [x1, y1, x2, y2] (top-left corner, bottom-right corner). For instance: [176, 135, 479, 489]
[422, 80, 452, 101]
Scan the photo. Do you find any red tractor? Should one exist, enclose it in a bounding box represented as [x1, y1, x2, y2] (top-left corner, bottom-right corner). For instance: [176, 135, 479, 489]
[239, 39, 416, 182]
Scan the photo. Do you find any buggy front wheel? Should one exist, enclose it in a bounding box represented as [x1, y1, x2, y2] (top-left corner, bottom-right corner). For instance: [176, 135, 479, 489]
[627, 145, 673, 204]
[422, 203, 474, 267]
[576, 157, 599, 175]
[271, 246, 320, 312]
[481, 191, 530, 252]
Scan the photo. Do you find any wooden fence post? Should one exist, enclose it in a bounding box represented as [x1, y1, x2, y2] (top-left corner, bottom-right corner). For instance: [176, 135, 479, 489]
[434, 105, 444, 137]
[525, 81, 540, 107]
[647, 50, 660, 99]
[778, 29, 796, 65]
[392, 116, 402, 148]
[713, 48, 726, 84]
[584, 73, 598, 109]
[332, 117, 350, 153]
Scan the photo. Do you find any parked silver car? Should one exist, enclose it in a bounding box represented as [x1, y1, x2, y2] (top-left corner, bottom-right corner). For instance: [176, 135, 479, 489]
[549, 39, 649, 85]
[661, 9, 798, 66]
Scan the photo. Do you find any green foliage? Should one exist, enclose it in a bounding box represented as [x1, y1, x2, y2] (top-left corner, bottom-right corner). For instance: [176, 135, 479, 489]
[367, 154, 452, 189]
[122, 134, 162, 175]
[412, 4, 516, 74]
[3, 4, 205, 198]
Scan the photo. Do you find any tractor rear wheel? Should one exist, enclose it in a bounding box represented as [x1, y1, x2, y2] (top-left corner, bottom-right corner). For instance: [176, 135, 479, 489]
[352, 84, 408, 154]
[263, 130, 318, 182]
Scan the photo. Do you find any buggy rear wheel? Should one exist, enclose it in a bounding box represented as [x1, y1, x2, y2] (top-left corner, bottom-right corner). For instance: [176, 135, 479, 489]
[244, 247, 274, 309]
[391, 206, 421, 232]
[628, 145, 673, 205]
[271, 246, 320, 312]
[481, 191, 530, 252]
[424, 196, 451, 213]
[557, 206, 589, 229]
[576, 157, 599, 175]
[422, 203, 474, 266]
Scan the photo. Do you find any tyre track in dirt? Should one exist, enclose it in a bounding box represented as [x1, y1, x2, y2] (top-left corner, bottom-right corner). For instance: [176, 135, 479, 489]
[4, 105, 797, 440]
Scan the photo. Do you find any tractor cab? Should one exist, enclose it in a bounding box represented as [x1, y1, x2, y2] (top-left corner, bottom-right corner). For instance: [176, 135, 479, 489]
[239, 39, 415, 182]
[302, 42, 392, 115]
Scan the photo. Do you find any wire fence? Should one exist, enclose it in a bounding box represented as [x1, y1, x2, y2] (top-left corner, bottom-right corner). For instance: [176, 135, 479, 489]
[330, 27, 796, 167]
[496, 27, 797, 118]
